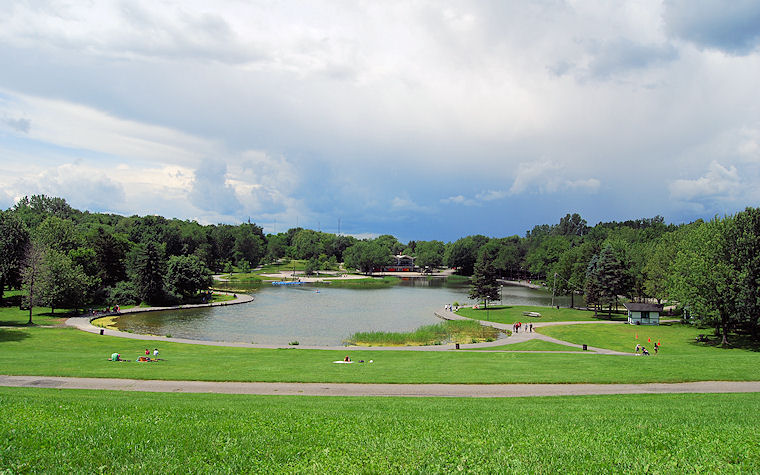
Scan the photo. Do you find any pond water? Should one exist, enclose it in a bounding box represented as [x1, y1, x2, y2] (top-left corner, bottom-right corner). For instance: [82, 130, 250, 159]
[114, 279, 576, 346]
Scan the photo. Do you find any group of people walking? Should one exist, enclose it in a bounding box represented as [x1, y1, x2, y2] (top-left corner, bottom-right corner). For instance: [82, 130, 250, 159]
[635, 342, 659, 355]
[512, 322, 533, 333]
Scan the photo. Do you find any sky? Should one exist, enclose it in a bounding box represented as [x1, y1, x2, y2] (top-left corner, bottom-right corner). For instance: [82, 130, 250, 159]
[1, 0, 760, 242]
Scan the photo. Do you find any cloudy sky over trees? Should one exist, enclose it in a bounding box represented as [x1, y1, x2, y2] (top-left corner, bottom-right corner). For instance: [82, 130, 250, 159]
[1, 0, 759, 241]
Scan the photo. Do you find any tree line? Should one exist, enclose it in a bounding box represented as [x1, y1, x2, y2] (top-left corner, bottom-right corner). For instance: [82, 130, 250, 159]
[1, 195, 759, 343]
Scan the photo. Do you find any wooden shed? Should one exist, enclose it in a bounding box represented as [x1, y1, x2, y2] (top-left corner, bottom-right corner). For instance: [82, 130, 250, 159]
[624, 302, 663, 325]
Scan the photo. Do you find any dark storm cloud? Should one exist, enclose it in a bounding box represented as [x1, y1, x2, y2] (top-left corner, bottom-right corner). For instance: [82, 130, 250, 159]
[664, 0, 760, 55]
[189, 159, 243, 215]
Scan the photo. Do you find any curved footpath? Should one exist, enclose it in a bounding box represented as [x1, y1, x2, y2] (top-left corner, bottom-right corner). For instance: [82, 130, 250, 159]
[1, 375, 759, 397]
[434, 308, 631, 355]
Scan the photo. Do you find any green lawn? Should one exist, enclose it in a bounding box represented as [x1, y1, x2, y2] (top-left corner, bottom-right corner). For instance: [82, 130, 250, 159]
[2, 326, 760, 383]
[2, 387, 759, 473]
[456, 305, 626, 324]
[537, 322, 760, 355]
[465, 339, 584, 351]
[0, 290, 71, 326]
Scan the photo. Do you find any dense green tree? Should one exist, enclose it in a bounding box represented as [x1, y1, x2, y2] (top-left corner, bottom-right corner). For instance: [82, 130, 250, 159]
[725, 208, 760, 337]
[12, 195, 76, 228]
[585, 244, 631, 316]
[553, 213, 588, 237]
[445, 235, 489, 275]
[493, 237, 524, 280]
[525, 235, 571, 278]
[87, 227, 129, 288]
[643, 229, 684, 302]
[166, 255, 212, 298]
[234, 231, 264, 268]
[265, 234, 288, 262]
[325, 235, 355, 261]
[668, 218, 735, 344]
[33, 216, 82, 254]
[375, 234, 405, 255]
[0, 211, 29, 300]
[414, 240, 445, 269]
[129, 242, 167, 305]
[38, 249, 89, 313]
[291, 229, 323, 259]
[552, 243, 594, 308]
[343, 241, 391, 274]
[469, 254, 500, 309]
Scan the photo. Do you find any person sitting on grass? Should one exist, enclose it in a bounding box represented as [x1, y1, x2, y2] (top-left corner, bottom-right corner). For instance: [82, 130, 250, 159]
[344, 355, 351, 362]
[109, 353, 122, 361]
[642, 346, 650, 356]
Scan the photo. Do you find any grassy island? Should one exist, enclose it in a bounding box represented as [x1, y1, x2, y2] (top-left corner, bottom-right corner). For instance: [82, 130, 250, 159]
[344, 319, 503, 346]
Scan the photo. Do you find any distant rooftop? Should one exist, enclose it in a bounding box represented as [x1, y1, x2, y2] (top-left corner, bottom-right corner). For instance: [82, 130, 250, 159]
[623, 302, 663, 312]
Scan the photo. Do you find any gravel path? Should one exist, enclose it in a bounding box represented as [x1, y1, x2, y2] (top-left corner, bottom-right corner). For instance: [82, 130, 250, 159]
[2, 375, 759, 397]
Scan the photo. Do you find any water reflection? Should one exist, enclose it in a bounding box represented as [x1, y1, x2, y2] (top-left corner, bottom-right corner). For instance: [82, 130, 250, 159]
[116, 279, 580, 345]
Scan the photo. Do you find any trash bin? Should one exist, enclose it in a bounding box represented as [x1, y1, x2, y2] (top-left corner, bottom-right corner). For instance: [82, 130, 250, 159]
[100, 329, 104, 335]
[582, 344, 587, 351]
[455, 343, 460, 349]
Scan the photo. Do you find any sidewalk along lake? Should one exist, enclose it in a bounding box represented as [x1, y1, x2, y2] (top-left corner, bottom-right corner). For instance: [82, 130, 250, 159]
[113, 279, 577, 346]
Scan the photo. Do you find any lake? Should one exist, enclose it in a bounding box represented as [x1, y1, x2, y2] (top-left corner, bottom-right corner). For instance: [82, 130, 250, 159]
[114, 279, 575, 346]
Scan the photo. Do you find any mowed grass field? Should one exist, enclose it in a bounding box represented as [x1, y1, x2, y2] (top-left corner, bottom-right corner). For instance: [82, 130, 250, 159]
[456, 304, 626, 324]
[2, 387, 759, 473]
[2, 326, 760, 383]
[465, 339, 584, 351]
[537, 322, 760, 355]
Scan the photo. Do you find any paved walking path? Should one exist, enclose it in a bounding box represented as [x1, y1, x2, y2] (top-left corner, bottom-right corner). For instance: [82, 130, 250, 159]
[2, 375, 759, 397]
[434, 308, 631, 355]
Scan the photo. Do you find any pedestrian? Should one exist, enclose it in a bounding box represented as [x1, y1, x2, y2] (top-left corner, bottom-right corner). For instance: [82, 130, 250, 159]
[642, 346, 649, 356]
[529, 323, 533, 333]
[654, 343, 659, 355]
[635, 343, 641, 353]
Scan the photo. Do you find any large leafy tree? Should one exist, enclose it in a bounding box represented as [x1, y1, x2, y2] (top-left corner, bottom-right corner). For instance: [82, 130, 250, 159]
[0, 211, 29, 301]
[414, 240, 445, 269]
[38, 249, 89, 313]
[668, 218, 735, 345]
[445, 235, 489, 275]
[166, 255, 213, 298]
[525, 235, 571, 278]
[643, 229, 685, 303]
[469, 254, 500, 309]
[343, 241, 391, 274]
[291, 229, 322, 260]
[33, 216, 82, 254]
[726, 208, 760, 338]
[234, 231, 265, 268]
